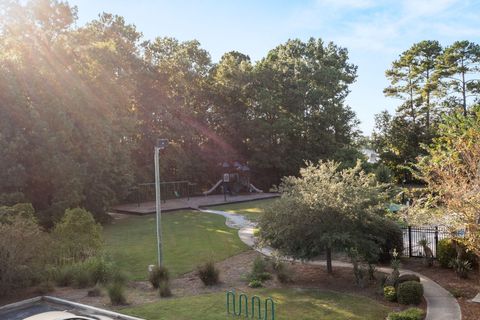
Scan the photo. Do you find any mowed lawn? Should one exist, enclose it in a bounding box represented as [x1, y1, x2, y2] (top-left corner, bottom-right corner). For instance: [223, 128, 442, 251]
[206, 198, 278, 221]
[121, 288, 391, 320]
[104, 211, 249, 280]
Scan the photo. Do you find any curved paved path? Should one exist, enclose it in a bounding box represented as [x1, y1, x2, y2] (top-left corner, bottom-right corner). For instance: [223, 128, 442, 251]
[200, 209, 462, 320]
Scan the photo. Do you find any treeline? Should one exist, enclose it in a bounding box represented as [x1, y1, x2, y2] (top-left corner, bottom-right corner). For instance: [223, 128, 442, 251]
[373, 40, 480, 181]
[0, 0, 359, 225]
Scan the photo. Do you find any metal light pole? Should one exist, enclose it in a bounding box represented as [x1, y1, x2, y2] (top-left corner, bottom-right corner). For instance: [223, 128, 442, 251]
[154, 139, 169, 266]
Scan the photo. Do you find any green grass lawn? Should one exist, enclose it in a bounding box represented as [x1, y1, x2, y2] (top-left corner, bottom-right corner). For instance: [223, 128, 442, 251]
[104, 211, 249, 280]
[121, 288, 391, 320]
[206, 198, 278, 221]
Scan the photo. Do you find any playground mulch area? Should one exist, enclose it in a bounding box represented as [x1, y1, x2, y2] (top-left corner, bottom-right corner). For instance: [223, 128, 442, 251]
[400, 258, 480, 320]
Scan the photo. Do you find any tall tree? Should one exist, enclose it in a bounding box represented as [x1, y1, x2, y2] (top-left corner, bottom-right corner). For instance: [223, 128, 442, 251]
[435, 40, 480, 116]
[410, 40, 443, 128]
[259, 161, 395, 273]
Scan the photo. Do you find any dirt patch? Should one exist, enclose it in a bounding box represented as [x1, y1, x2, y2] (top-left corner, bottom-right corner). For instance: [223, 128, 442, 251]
[401, 258, 480, 320]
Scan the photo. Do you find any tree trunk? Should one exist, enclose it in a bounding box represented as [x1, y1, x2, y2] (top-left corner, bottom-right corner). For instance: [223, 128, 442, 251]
[326, 246, 333, 274]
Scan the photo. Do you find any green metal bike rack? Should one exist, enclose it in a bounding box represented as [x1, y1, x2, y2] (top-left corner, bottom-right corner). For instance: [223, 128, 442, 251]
[226, 290, 275, 320]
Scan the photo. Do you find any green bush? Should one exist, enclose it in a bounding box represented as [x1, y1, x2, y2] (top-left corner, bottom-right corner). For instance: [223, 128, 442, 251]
[52, 208, 103, 263]
[0, 215, 49, 296]
[375, 164, 393, 183]
[159, 280, 172, 297]
[55, 265, 76, 287]
[449, 258, 471, 279]
[397, 274, 420, 286]
[149, 265, 170, 289]
[252, 256, 268, 275]
[197, 261, 220, 286]
[397, 281, 424, 305]
[248, 280, 263, 288]
[383, 286, 396, 302]
[437, 239, 457, 268]
[247, 257, 272, 283]
[108, 282, 127, 305]
[85, 256, 113, 284]
[72, 264, 93, 288]
[387, 307, 425, 320]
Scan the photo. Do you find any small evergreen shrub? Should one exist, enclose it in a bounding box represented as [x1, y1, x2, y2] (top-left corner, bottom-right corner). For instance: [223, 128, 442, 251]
[72, 264, 93, 288]
[108, 282, 127, 305]
[252, 256, 268, 275]
[387, 307, 425, 320]
[397, 281, 424, 305]
[159, 280, 172, 297]
[197, 261, 220, 286]
[383, 286, 396, 302]
[86, 256, 113, 284]
[248, 280, 263, 288]
[247, 257, 272, 284]
[55, 265, 76, 287]
[397, 274, 420, 285]
[149, 265, 169, 289]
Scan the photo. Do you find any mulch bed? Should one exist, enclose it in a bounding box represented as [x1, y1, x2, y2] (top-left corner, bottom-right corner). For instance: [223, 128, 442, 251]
[0, 252, 428, 318]
[400, 258, 480, 320]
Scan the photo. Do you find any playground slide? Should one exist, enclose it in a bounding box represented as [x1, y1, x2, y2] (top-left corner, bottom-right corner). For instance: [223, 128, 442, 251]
[203, 179, 223, 195]
[249, 184, 263, 193]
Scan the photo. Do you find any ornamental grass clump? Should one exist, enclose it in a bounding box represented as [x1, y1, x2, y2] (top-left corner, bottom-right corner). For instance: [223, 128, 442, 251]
[197, 261, 220, 286]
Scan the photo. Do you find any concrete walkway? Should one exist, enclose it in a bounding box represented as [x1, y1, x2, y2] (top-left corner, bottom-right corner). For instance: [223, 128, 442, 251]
[199, 209, 462, 320]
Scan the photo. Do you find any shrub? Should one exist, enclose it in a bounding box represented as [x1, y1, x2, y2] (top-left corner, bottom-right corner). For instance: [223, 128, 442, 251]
[149, 265, 170, 289]
[247, 257, 272, 283]
[0, 216, 50, 296]
[35, 281, 55, 294]
[384, 286, 396, 302]
[159, 280, 172, 297]
[252, 256, 268, 275]
[397, 274, 420, 285]
[397, 281, 424, 305]
[197, 261, 220, 286]
[449, 258, 471, 279]
[86, 256, 113, 284]
[378, 221, 404, 263]
[52, 208, 103, 263]
[108, 282, 127, 305]
[375, 164, 393, 183]
[72, 264, 93, 288]
[248, 280, 263, 288]
[276, 263, 292, 283]
[87, 285, 102, 297]
[437, 239, 456, 268]
[55, 265, 76, 287]
[387, 307, 425, 320]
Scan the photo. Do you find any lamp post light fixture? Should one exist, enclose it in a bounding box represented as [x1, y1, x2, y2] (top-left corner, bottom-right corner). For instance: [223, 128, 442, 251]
[154, 138, 169, 267]
[222, 162, 230, 202]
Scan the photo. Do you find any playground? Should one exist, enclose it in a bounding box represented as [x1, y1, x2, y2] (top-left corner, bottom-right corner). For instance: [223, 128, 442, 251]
[111, 193, 278, 215]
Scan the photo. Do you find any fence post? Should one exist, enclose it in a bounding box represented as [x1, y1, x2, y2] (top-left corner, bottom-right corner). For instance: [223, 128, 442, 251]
[408, 226, 412, 257]
[434, 226, 439, 258]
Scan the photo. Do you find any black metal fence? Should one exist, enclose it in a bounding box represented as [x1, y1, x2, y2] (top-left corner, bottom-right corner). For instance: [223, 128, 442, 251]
[401, 226, 450, 258]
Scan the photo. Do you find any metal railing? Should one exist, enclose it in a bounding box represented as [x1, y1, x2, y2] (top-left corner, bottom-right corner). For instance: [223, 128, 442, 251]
[401, 226, 451, 258]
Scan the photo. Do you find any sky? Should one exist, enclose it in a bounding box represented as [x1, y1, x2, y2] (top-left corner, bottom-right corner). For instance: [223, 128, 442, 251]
[68, 0, 480, 135]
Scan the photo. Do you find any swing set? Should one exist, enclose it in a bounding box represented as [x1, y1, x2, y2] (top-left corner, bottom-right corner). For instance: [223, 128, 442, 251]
[132, 180, 198, 206]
